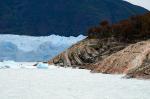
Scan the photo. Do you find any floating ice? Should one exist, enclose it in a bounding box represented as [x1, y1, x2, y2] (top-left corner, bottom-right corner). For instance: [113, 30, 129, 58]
[0, 60, 21, 69]
[36, 62, 49, 69]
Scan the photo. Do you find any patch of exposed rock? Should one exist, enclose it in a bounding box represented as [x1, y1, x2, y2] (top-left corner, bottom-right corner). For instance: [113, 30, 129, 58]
[49, 37, 150, 79]
[92, 40, 150, 79]
[126, 53, 150, 79]
[48, 37, 127, 69]
[93, 40, 150, 72]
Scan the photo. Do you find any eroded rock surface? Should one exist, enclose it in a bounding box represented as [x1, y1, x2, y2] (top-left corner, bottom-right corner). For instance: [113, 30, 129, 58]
[49, 38, 150, 79]
[48, 37, 127, 69]
[93, 40, 150, 74]
[126, 53, 150, 79]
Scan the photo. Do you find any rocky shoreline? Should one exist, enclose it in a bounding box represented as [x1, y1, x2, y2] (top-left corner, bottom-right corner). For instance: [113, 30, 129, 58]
[49, 38, 150, 79]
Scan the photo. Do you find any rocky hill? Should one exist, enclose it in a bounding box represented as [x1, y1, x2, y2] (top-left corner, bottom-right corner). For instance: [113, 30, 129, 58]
[48, 37, 128, 69]
[49, 13, 150, 79]
[48, 37, 150, 79]
[0, 0, 148, 36]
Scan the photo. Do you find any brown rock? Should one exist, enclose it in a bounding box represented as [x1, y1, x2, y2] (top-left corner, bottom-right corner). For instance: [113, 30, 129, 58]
[126, 53, 150, 79]
[48, 37, 127, 70]
[49, 36, 150, 79]
[93, 40, 150, 76]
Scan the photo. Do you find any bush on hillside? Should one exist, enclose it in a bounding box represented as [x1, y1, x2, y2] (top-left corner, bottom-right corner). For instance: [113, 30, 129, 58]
[88, 13, 150, 42]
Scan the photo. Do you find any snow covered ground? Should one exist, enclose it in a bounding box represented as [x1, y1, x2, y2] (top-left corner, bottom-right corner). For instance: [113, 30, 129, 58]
[124, 0, 150, 11]
[0, 34, 85, 61]
[0, 62, 150, 99]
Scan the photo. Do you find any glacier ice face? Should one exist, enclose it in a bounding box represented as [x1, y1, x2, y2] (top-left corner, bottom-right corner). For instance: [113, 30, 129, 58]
[0, 42, 19, 61]
[0, 34, 86, 62]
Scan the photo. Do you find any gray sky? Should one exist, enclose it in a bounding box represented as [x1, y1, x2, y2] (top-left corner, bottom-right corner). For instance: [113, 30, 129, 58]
[124, 0, 150, 10]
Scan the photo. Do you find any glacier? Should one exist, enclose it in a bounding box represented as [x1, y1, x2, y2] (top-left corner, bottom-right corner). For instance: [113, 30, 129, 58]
[0, 34, 86, 62]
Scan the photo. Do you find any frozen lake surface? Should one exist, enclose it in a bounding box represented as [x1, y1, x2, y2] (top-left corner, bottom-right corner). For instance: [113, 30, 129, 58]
[0, 64, 149, 99]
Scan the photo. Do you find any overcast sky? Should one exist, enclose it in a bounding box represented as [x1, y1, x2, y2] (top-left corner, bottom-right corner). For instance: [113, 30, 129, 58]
[124, 0, 150, 11]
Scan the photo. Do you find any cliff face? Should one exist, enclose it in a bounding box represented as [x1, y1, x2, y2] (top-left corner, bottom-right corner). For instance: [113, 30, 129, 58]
[49, 38, 150, 79]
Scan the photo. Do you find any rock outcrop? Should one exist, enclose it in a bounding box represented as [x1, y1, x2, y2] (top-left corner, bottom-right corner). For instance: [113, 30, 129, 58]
[93, 40, 150, 74]
[48, 37, 127, 69]
[49, 38, 150, 79]
[126, 53, 150, 79]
